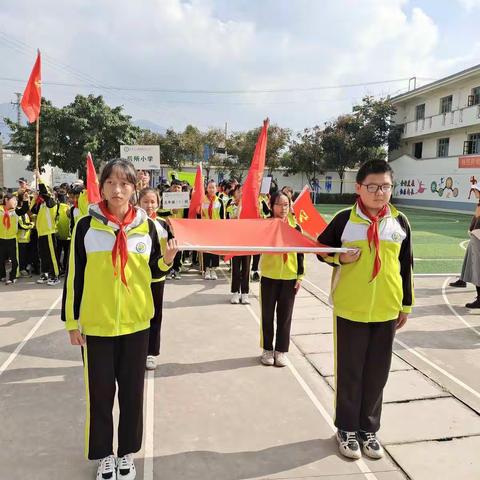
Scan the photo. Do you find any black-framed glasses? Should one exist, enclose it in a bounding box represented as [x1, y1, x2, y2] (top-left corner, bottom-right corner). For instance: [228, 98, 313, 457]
[361, 184, 392, 193]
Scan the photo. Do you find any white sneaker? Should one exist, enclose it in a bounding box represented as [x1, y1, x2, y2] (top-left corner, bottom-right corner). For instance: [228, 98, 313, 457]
[230, 292, 240, 304]
[20, 269, 31, 278]
[174, 270, 181, 280]
[274, 351, 287, 367]
[260, 350, 274, 366]
[146, 355, 157, 370]
[97, 455, 117, 480]
[204, 268, 212, 280]
[210, 269, 218, 280]
[47, 277, 60, 286]
[358, 431, 384, 459]
[336, 430, 362, 459]
[5, 279, 17, 285]
[117, 453, 136, 480]
[36, 274, 49, 284]
[240, 293, 250, 304]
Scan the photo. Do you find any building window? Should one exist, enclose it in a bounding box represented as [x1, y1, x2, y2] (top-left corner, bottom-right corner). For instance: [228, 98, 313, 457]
[468, 87, 480, 107]
[413, 142, 423, 159]
[440, 95, 453, 114]
[437, 138, 449, 157]
[415, 104, 425, 120]
[464, 133, 480, 155]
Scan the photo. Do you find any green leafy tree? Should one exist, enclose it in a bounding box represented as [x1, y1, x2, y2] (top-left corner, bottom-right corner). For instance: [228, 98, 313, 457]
[5, 94, 141, 173]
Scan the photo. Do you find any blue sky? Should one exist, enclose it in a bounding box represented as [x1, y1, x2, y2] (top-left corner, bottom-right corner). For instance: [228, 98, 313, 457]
[0, 0, 479, 132]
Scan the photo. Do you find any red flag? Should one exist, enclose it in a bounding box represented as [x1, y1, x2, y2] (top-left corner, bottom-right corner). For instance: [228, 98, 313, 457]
[188, 163, 204, 219]
[169, 218, 338, 256]
[86, 152, 102, 204]
[293, 185, 328, 239]
[20, 51, 42, 123]
[239, 118, 269, 219]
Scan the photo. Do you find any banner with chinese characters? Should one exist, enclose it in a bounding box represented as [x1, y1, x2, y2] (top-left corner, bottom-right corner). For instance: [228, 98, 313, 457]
[120, 145, 161, 169]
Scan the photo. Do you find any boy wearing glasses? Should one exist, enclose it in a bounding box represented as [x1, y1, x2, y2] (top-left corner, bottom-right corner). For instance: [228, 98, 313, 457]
[317, 160, 414, 460]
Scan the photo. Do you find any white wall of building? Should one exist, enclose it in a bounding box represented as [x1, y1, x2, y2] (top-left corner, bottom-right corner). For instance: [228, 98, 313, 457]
[390, 154, 478, 213]
[1, 149, 79, 189]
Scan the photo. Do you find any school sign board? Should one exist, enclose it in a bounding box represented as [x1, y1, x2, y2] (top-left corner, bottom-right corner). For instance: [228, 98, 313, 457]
[162, 192, 190, 209]
[120, 145, 161, 169]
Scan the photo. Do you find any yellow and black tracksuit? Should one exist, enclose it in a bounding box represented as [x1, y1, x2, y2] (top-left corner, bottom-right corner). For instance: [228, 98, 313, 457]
[0, 201, 29, 281]
[226, 201, 251, 294]
[17, 213, 34, 272]
[259, 220, 304, 353]
[317, 203, 414, 433]
[149, 217, 173, 356]
[31, 181, 59, 279]
[61, 204, 171, 460]
[201, 195, 225, 269]
[252, 195, 272, 273]
[56, 202, 71, 274]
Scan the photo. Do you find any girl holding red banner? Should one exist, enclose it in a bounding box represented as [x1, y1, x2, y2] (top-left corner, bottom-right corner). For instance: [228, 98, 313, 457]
[138, 187, 173, 371]
[201, 179, 225, 280]
[259, 191, 304, 368]
[62, 158, 178, 480]
[226, 185, 252, 304]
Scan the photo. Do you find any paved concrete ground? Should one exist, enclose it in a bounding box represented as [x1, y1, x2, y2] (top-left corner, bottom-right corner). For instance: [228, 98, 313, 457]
[0, 256, 479, 479]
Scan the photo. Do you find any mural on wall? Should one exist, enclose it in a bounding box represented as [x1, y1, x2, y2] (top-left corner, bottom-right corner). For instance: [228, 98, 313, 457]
[430, 177, 459, 198]
[468, 176, 478, 199]
[395, 179, 426, 196]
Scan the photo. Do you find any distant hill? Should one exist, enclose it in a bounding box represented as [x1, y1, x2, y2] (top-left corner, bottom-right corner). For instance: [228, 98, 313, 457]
[134, 119, 167, 134]
[0, 103, 167, 145]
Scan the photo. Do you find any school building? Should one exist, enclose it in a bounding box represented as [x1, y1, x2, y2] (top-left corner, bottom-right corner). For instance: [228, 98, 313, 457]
[389, 64, 480, 213]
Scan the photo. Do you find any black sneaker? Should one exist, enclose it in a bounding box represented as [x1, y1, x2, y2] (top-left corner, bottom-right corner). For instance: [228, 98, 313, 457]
[449, 279, 467, 288]
[465, 297, 480, 309]
[251, 271, 260, 282]
[336, 429, 361, 459]
[36, 274, 49, 284]
[358, 431, 384, 459]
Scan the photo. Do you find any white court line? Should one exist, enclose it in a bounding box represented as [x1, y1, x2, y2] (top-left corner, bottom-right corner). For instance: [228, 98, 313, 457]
[394, 337, 480, 399]
[301, 276, 480, 400]
[0, 294, 62, 377]
[143, 369, 155, 480]
[244, 301, 379, 480]
[302, 277, 331, 300]
[441, 277, 480, 337]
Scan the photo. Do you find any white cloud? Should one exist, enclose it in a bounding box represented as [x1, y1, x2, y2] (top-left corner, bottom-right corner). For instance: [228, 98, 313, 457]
[457, 0, 480, 10]
[0, 0, 477, 131]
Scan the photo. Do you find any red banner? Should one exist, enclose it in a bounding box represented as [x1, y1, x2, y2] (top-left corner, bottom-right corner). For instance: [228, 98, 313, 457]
[86, 152, 102, 204]
[240, 119, 269, 219]
[188, 163, 204, 218]
[20, 50, 41, 123]
[293, 186, 328, 239]
[459, 156, 480, 169]
[168, 218, 341, 256]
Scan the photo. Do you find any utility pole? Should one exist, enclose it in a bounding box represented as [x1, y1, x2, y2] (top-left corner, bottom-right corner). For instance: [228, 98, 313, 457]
[224, 121, 228, 161]
[11, 92, 22, 125]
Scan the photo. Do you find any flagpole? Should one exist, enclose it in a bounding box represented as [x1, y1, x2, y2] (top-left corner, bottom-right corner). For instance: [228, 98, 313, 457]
[35, 115, 40, 188]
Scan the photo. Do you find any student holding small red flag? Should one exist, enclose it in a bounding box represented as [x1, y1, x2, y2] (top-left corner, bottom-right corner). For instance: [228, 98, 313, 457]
[317, 160, 414, 461]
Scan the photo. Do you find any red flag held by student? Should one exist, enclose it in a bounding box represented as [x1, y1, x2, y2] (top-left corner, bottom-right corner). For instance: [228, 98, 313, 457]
[20, 50, 42, 123]
[188, 163, 204, 219]
[293, 185, 328, 239]
[86, 152, 102, 204]
[239, 118, 269, 219]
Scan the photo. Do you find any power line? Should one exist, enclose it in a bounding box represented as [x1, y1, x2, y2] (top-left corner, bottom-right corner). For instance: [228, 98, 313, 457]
[0, 74, 435, 96]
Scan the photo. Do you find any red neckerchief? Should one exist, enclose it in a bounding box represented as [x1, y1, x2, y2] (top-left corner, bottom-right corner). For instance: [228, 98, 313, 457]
[99, 201, 136, 288]
[356, 198, 389, 281]
[35, 196, 44, 207]
[149, 211, 157, 220]
[2, 208, 11, 230]
[73, 199, 78, 209]
[207, 195, 216, 219]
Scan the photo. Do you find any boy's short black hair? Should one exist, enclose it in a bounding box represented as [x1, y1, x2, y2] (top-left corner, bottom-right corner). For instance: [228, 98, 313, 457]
[171, 179, 182, 186]
[356, 160, 393, 184]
